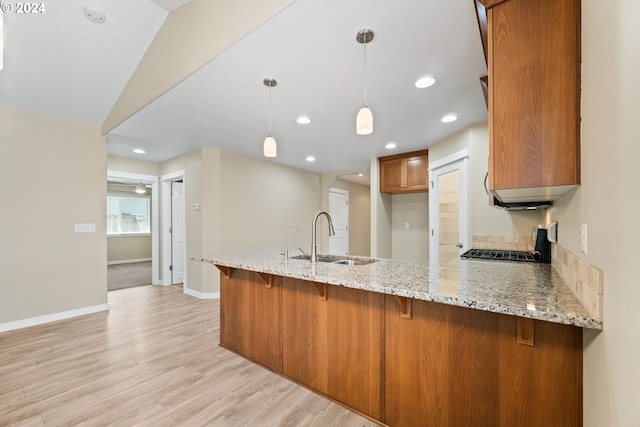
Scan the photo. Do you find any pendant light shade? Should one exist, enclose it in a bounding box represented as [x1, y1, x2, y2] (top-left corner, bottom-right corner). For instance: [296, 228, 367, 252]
[263, 135, 277, 157]
[356, 106, 373, 135]
[356, 29, 374, 135]
[263, 77, 278, 157]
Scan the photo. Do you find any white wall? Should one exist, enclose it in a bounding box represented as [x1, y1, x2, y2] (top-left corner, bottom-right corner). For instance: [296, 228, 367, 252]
[550, 1, 640, 425]
[0, 106, 107, 324]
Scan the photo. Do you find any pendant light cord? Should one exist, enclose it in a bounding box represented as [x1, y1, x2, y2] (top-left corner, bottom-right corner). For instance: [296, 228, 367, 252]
[363, 40, 368, 106]
[268, 86, 273, 136]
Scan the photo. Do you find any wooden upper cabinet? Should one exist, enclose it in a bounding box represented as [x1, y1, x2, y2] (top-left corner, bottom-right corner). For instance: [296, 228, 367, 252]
[482, 0, 581, 200]
[379, 150, 428, 194]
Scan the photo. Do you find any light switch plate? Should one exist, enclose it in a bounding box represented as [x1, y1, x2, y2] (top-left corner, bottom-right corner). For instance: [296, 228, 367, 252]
[581, 223, 588, 254]
[75, 223, 96, 233]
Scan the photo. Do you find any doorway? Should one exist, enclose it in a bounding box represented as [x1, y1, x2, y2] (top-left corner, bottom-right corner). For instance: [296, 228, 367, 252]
[171, 181, 185, 285]
[328, 188, 349, 255]
[429, 150, 469, 264]
[161, 170, 186, 288]
[106, 170, 159, 286]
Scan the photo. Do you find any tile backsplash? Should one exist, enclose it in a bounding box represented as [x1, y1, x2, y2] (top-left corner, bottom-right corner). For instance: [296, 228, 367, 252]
[472, 235, 533, 251]
[551, 244, 603, 322]
[471, 235, 603, 322]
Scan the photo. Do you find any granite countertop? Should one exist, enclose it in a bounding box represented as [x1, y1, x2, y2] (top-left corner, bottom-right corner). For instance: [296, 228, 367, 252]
[193, 250, 602, 330]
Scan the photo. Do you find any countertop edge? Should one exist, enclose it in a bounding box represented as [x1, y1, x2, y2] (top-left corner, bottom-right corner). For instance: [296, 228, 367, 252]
[193, 255, 603, 330]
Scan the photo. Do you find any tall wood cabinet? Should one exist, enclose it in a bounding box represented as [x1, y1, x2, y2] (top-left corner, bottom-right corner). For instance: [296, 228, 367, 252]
[478, 0, 581, 202]
[379, 149, 429, 194]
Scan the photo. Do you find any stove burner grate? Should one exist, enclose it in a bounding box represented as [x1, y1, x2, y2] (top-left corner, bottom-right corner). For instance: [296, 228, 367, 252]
[461, 248, 538, 263]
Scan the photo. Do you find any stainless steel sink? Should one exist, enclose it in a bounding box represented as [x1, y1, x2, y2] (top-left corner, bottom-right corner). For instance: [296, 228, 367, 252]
[290, 254, 376, 265]
[330, 259, 372, 266]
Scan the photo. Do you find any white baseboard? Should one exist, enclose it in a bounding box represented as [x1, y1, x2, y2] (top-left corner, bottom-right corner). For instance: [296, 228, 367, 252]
[183, 287, 220, 300]
[0, 303, 110, 333]
[107, 258, 152, 266]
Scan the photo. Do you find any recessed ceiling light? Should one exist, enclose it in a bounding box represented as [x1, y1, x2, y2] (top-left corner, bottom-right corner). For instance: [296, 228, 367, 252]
[441, 114, 458, 123]
[296, 116, 311, 125]
[358, 173, 363, 177]
[415, 75, 436, 88]
[133, 148, 146, 154]
[385, 142, 397, 149]
[305, 155, 316, 162]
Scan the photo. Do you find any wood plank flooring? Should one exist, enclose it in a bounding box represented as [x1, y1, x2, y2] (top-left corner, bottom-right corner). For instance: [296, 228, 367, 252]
[0, 285, 378, 426]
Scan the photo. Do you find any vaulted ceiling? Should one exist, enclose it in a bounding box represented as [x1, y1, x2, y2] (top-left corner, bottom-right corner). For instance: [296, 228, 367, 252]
[1, 0, 487, 174]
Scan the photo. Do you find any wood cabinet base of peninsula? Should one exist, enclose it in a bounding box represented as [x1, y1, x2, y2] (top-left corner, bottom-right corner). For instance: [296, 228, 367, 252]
[218, 269, 582, 427]
[385, 296, 582, 427]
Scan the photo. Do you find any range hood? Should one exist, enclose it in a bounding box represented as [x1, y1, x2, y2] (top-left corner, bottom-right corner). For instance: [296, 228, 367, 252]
[484, 172, 569, 211]
[489, 195, 552, 211]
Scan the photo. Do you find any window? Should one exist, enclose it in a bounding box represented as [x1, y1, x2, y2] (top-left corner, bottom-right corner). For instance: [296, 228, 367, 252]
[107, 195, 150, 235]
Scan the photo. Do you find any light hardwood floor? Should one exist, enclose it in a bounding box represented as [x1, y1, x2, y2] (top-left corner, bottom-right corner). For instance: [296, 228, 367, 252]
[0, 285, 379, 426]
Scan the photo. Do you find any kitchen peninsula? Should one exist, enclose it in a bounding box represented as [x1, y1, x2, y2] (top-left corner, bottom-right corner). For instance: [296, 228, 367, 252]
[194, 250, 600, 426]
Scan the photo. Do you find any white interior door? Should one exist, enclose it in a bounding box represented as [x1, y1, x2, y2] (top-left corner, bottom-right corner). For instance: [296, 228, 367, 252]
[429, 151, 468, 265]
[328, 188, 349, 255]
[171, 181, 185, 284]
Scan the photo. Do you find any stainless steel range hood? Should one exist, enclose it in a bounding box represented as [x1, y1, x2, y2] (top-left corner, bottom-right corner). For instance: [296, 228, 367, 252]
[484, 172, 564, 211]
[489, 194, 552, 211]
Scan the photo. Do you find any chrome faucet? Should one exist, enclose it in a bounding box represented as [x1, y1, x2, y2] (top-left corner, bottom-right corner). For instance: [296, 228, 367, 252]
[284, 224, 300, 260]
[311, 211, 335, 263]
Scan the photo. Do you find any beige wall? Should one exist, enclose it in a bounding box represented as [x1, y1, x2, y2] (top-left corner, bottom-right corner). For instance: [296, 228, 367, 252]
[107, 236, 152, 263]
[0, 105, 107, 324]
[429, 123, 543, 242]
[321, 175, 371, 257]
[107, 155, 160, 177]
[391, 193, 429, 261]
[160, 148, 212, 293]
[551, 1, 640, 425]
[219, 150, 320, 254]
[160, 148, 320, 294]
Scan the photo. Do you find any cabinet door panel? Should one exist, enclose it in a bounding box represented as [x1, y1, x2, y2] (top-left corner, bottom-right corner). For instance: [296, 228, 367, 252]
[385, 297, 499, 426]
[219, 270, 281, 372]
[380, 158, 404, 192]
[281, 278, 384, 421]
[326, 285, 384, 420]
[405, 156, 428, 190]
[281, 277, 325, 391]
[497, 316, 582, 427]
[489, 0, 580, 190]
[385, 296, 581, 427]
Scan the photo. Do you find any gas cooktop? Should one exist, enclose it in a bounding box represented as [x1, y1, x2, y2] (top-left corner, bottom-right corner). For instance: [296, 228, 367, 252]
[460, 248, 538, 263]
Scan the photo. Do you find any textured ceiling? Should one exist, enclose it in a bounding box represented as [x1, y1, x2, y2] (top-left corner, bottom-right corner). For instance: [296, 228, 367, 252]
[1, 0, 488, 175]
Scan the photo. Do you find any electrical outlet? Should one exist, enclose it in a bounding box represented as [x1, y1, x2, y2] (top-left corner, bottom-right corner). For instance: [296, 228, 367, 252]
[581, 223, 588, 254]
[404, 222, 410, 230]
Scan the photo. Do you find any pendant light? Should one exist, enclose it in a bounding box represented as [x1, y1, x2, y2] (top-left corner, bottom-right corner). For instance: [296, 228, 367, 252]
[263, 77, 278, 157]
[356, 29, 374, 135]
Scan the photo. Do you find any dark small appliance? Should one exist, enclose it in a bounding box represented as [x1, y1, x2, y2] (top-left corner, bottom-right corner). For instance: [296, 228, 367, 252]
[461, 228, 551, 264]
[532, 228, 551, 263]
